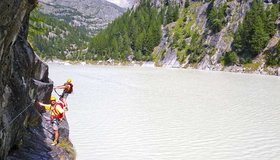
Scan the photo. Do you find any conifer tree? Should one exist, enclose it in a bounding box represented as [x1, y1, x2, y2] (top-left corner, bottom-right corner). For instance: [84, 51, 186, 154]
[250, 16, 268, 56]
[231, 0, 277, 63]
[88, 0, 178, 61]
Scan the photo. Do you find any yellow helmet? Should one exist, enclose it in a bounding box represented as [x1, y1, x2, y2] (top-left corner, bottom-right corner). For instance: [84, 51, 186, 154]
[67, 79, 72, 83]
[50, 95, 56, 101]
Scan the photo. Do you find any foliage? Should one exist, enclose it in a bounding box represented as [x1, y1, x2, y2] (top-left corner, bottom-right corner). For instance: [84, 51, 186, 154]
[231, 1, 278, 64]
[207, 1, 227, 33]
[57, 139, 76, 160]
[184, 0, 190, 8]
[187, 31, 203, 63]
[88, 0, 179, 61]
[28, 6, 47, 52]
[166, 5, 179, 24]
[177, 49, 187, 63]
[152, 47, 166, 65]
[243, 62, 262, 72]
[171, 3, 200, 64]
[29, 0, 279, 67]
[224, 51, 238, 66]
[266, 41, 280, 66]
[28, 9, 90, 60]
[264, 4, 279, 37]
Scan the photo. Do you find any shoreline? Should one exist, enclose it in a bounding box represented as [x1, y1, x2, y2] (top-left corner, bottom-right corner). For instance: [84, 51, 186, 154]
[46, 59, 280, 77]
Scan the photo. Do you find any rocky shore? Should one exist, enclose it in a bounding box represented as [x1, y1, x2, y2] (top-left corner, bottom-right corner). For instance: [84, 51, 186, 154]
[47, 59, 280, 77]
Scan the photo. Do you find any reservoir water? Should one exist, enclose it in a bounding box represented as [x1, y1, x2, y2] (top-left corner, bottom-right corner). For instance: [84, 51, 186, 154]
[48, 63, 280, 160]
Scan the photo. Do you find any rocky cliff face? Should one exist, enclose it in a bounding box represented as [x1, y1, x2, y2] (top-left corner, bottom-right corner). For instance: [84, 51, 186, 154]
[107, 0, 139, 8]
[154, 0, 253, 67]
[39, 0, 126, 34]
[153, 0, 280, 75]
[0, 0, 74, 159]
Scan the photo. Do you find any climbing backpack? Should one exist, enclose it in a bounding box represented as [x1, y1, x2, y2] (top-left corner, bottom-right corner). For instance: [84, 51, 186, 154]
[50, 102, 64, 120]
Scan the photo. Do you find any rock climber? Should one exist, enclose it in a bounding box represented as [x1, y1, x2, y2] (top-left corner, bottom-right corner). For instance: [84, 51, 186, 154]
[36, 95, 65, 145]
[54, 78, 73, 111]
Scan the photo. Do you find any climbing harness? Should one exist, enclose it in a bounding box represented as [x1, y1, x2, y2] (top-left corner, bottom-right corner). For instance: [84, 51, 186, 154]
[0, 102, 34, 133]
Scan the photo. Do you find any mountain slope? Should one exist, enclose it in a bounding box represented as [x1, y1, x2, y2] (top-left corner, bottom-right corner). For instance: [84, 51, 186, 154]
[107, 0, 139, 8]
[87, 0, 279, 74]
[39, 0, 126, 34]
[88, 0, 179, 61]
[153, 0, 279, 74]
[29, 9, 90, 60]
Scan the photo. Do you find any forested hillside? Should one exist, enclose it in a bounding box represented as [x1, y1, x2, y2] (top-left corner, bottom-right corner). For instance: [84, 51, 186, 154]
[87, 0, 279, 73]
[29, 0, 280, 74]
[154, 0, 279, 70]
[228, 0, 279, 65]
[29, 9, 90, 60]
[88, 0, 179, 61]
[39, 0, 125, 34]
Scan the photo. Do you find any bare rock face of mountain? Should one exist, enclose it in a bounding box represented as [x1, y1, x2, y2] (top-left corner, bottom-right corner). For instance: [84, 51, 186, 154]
[107, 0, 139, 8]
[39, 0, 126, 34]
[153, 0, 279, 74]
[125, 0, 140, 8]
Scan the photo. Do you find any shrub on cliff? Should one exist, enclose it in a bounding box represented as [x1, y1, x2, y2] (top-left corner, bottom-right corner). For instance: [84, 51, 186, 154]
[266, 41, 280, 66]
[57, 139, 76, 160]
[224, 51, 238, 66]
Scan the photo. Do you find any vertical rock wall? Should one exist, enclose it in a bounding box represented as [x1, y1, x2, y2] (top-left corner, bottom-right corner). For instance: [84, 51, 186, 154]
[0, 0, 74, 159]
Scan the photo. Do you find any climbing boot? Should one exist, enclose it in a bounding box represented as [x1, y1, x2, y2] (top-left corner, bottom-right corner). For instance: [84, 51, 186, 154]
[51, 140, 58, 146]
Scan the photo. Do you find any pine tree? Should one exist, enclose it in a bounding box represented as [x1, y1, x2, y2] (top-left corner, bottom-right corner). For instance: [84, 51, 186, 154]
[88, 0, 179, 61]
[207, 2, 226, 33]
[184, 0, 189, 8]
[231, 0, 275, 63]
[265, 4, 279, 37]
[249, 16, 268, 56]
[232, 24, 244, 54]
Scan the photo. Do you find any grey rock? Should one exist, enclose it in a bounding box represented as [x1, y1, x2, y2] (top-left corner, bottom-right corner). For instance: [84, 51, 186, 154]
[204, 0, 253, 65]
[161, 48, 180, 68]
[278, 67, 280, 76]
[0, 0, 74, 159]
[39, 0, 126, 34]
[198, 54, 211, 70]
[154, 26, 168, 57]
[223, 65, 244, 73]
[213, 0, 227, 8]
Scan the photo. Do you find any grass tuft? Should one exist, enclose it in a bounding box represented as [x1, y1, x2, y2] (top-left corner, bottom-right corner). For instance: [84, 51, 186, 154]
[58, 139, 76, 160]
